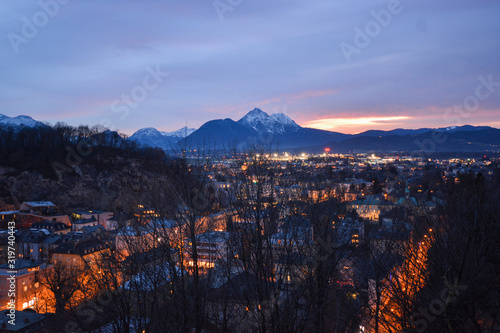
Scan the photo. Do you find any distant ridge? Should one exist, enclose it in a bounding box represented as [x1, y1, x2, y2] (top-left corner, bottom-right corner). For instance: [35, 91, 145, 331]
[323, 127, 500, 153]
[129, 126, 196, 150]
[1, 111, 499, 153]
[0, 114, 48, 130]
[182, 108, 350, 150]
[178, 108, 499, 152]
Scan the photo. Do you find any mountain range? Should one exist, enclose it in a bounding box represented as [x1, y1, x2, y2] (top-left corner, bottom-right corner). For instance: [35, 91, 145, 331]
[1, 110, 499, 153]
[129, 108, 499, 153]
[167, 108, 351, 150]
[0, 114, 49, 130]
[128, 126, 196, 151]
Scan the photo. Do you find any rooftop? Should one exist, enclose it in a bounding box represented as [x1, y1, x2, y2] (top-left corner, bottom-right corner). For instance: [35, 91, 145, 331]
[0, 259, 45, 271]
[195, 231, 230, 243]
[0, 211, 18, 215]
[52, 238, 108, 256]
[350, 195, 394, 206]
[0, 310, 48, 331]
[72, 216, 98, 224]
[22, 201, 55, 207]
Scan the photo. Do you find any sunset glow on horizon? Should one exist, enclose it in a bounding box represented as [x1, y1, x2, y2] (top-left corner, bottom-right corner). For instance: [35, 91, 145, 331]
[304, 116, 412, 134]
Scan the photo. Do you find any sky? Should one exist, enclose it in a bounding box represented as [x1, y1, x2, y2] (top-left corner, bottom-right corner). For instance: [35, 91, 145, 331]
[1, 0, 499, 135]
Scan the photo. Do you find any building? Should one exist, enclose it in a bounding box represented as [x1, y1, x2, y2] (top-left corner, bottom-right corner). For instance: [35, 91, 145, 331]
[0, 211, 18, 230]
[184, 231, 231, 269]
[17, 202, 70, 228]
[0, 260, 52, 312]
[72, 210, 113, 229]
[395, 188, 439, 216]
[16, 229, 61, 262]
[134, 205, 159, 223]
[114, 219, 182, 258]
[206, 272, 273, 332]
[105, 212, 135, 230]
[71, 216, 98, 232]
[347, 195, 394, 221]
[0, 310, 49, 332]
[114, 226, 155, 259]
[30, 221, 70, 235]
[270, 216, 313, 256]
[334, 218, 365, 247]
[51, 239, 109, 270]
[19, 202, 55, 216]
[273, 252, 310, 285]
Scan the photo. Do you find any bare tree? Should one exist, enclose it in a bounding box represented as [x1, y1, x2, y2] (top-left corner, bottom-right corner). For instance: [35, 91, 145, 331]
[41, 262, 85, 316]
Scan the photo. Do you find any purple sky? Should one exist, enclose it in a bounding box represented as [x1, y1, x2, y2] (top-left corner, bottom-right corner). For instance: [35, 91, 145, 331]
[1, 0, 499, 134]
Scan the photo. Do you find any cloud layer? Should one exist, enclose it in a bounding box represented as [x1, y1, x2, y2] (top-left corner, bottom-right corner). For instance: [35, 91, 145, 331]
[1, 0, 499, 134]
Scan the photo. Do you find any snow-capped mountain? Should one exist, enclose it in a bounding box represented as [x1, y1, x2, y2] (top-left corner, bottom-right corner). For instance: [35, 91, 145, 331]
[129, 126, 197, 150]
[185, 108, 350, 149]
[0, 114, 48, 130]
[357, 125, 494, 137]
[162, 126, 196, 138]
[237, 108, 300, 134]
[2, 111, 497, 153]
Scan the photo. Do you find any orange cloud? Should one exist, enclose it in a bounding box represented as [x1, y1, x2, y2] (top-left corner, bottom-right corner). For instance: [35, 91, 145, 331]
[304, 116, 411, 133]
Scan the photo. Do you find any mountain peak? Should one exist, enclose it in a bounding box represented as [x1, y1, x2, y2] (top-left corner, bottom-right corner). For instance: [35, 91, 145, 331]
[270, 113, 298, 127]
[129, 125, 197, 150]
[161, 126, 196, 138]
[239, 108, 269, 124]
[238, 108, 300, 134]
[248, 108, 267, 115]
[132, 127, 161, 136]
[0, 114, 47, 129]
